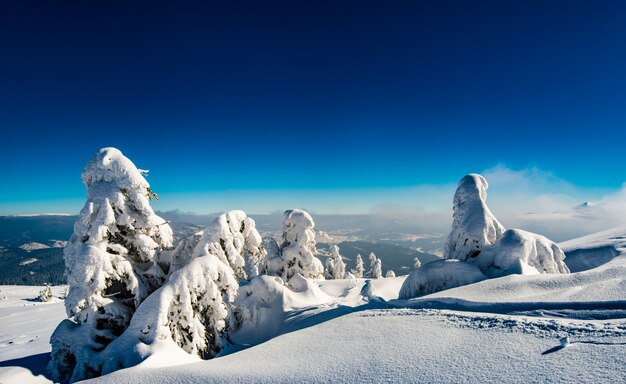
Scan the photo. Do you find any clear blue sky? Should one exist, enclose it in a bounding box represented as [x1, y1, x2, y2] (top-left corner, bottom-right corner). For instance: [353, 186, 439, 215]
[1, 1, 626, 214]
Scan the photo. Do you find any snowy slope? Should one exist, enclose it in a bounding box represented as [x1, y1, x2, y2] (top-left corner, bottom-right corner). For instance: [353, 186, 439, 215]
[0, 286, 67, 384]
[1, 227, 625, 383]
[96, 308, 625, 384]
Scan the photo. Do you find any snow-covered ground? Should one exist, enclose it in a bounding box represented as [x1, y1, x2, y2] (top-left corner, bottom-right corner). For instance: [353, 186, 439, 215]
[1, 227, 626, 383]
[0, 285, 67, 383]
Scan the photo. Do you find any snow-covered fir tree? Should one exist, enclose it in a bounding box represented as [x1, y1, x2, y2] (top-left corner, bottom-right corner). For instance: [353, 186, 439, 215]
[324, 244, 346, 279]
[324, 257, 335, 279]
[443, 174, 505, 261]
[49, 147, 173, 383]
[279, 209, 324, 283]
[352, 253, 364, 278]
[101, 251, 239, 373]
[414, 257, 421, 269]
[367, 252, 382, 279]
[165, 211, 267, 281]
[38, 284, 53, 302]
[385, 270, 396, 278]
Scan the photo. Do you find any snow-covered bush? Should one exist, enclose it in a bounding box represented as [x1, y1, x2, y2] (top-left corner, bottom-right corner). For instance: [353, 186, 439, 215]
[279, 209, 324, 283]
[443, 174, 505, 261]
[352, 253, 365, 278]
[49, 148, 173, 383]
[399, 259, 487, 299]
[38, 284, 53, 302]
[479, 229, 570, 278]
[367, 252, 382, 279]
[324, 244, 346, 279]
[413, 257, 421, 270]
[385, 270, 396, 278]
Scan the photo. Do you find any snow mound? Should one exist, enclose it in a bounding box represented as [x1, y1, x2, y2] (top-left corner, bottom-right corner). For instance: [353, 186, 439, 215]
[479, 229, 570, 277]
[399, 259, 486, 299]
[19, 242, 50, 251]
[233, 274, 333, 346]
[443, 174, 504, 261]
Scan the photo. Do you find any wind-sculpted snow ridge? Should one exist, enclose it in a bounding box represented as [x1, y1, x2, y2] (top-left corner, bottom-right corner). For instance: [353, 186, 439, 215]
[403, 173, 570, 300]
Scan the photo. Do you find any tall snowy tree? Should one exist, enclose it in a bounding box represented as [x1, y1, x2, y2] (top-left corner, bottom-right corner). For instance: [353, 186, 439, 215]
[352, 253, 365, 278]
[367, 252, 382, 279]
[324, 244, 346, 279]
[443, 174, 505, 261]
[49, 147, 173, 383]
[279, 209, 324, 283]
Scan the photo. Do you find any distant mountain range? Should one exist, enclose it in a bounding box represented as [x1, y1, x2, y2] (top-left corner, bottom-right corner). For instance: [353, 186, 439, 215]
[0, 214, 443, 285]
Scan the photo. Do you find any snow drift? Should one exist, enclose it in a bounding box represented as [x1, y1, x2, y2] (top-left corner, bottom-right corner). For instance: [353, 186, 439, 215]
[398, 259, 486, 299]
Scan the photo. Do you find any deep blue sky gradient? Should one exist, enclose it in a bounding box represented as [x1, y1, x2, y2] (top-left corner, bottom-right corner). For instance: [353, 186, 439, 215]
[1, 1, 626, 213]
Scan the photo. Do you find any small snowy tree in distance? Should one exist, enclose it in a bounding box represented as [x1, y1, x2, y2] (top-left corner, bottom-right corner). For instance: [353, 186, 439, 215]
[414, 257, 422, 270]
[324, 256, 335, 279]
[367, 252, 383, 279]
[352, 253, 365, 278]
[386, 270, 396, 278]
[330, 244, 346, 279]
[280, 209, 324, 283]
[49, 147, 173, 383]
[38, 284, 53, 302]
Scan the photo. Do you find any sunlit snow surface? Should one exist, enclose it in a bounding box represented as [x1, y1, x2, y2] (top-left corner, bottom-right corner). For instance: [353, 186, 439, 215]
[1, 227, 626, 383]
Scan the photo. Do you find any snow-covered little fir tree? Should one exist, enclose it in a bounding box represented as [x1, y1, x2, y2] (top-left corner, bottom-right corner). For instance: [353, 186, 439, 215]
[367, 252, 382, 279]
[49, 148, 173, 383]
[352, 253, 364, 278]
[279, 209, 324, 283]
[165, 210, 267, 281]
[263, 236, 283, 276]
[385, 270, 396, 278]
[414, 257, 421, 270]
[324, 244, 346, 279]
[38, 284, 53, 302]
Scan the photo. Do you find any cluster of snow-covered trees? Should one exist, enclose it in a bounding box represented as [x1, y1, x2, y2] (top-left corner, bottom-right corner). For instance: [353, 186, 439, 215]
[400, 173, 570, 299]
[49, 148, 390, 383]
[52, 149, 568, 381]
